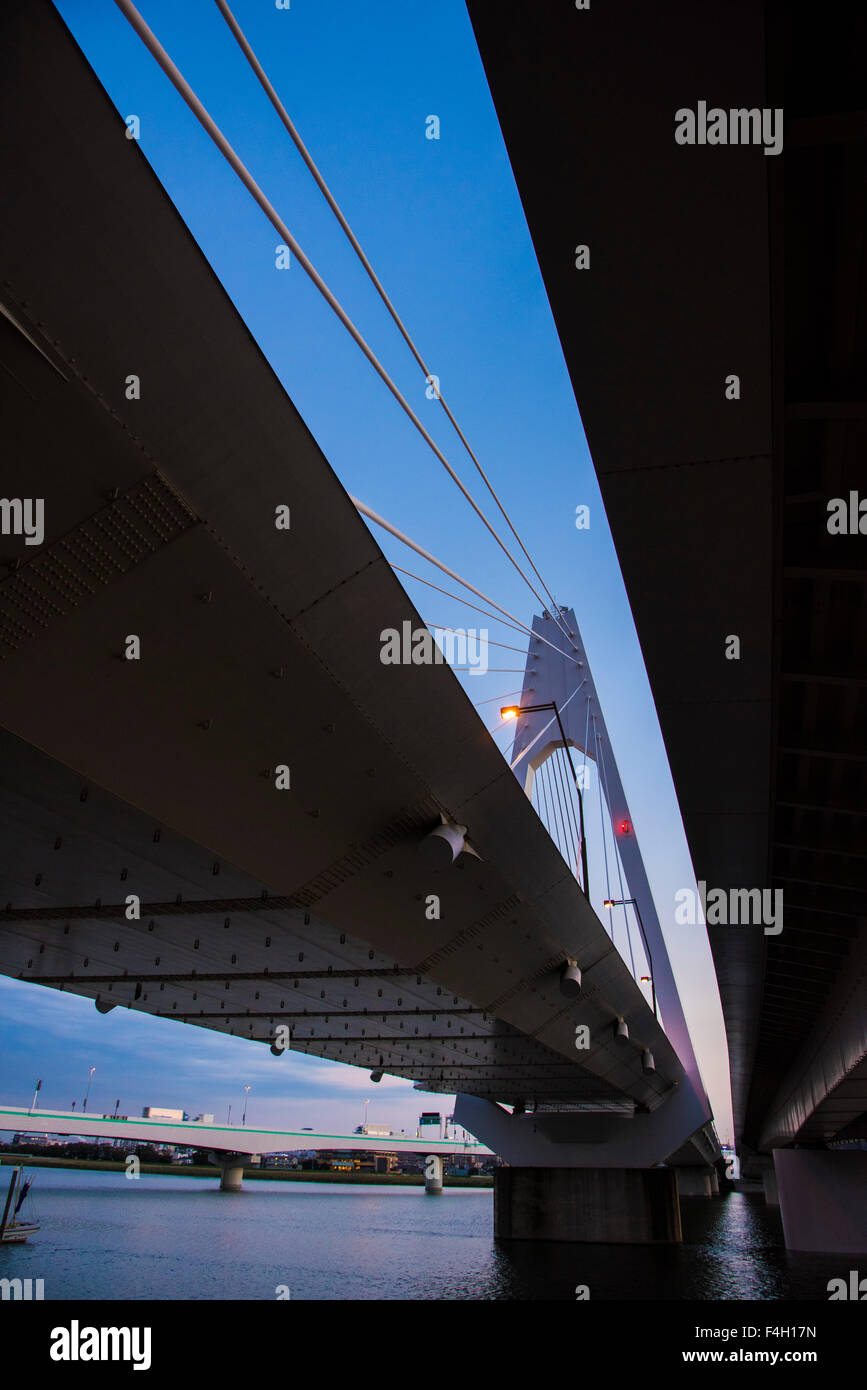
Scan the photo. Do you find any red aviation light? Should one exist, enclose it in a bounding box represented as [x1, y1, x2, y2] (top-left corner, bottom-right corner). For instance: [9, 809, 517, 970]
[618, 820, 631, 835]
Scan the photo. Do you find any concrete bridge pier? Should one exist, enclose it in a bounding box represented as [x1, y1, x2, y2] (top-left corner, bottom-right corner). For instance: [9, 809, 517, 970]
[774, 1149, 867, 1254]
[761, 1161, 780, 1207]
[207, 1151, 250, 1192]
[676, 1167, 717, 1198]
[494, 1166, 682, 1244]
[424, 1155, 443, 1194]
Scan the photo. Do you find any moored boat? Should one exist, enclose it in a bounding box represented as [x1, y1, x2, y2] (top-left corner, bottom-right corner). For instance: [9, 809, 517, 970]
[0, 1161, 40, 1243]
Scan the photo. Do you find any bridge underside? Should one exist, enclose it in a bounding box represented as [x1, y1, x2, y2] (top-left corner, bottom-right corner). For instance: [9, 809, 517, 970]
[466, 0, 867, 1162]
[0, 0, 712, 1176]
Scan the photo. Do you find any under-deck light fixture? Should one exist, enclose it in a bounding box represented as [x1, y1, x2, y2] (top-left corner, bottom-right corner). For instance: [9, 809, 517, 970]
[559, 961, 583, 998]
[419, 819, 468, 866]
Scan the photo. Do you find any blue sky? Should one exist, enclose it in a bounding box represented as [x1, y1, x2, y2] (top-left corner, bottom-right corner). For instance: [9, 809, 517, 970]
[0, 0, 733, 1144]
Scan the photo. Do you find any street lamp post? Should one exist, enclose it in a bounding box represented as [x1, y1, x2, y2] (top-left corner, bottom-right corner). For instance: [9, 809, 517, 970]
[603, 896, 657, 1019]
[242, 1085, 251, 1127]
[83, 1066, 95, 1114]
[501, 700, 589, 898]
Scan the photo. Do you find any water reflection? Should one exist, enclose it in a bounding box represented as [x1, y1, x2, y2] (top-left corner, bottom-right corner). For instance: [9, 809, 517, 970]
[2, 1171, 844, 1301]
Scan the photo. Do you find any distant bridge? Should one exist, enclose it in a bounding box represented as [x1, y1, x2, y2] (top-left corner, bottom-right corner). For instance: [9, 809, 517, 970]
[0, 1106, 491, 1191]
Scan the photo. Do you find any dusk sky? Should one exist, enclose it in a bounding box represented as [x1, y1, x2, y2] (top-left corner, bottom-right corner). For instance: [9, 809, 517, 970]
[1, 0, 734, 1145]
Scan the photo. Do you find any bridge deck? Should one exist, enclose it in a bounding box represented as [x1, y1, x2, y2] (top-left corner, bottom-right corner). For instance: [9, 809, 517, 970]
[0, 0, 709, 1159]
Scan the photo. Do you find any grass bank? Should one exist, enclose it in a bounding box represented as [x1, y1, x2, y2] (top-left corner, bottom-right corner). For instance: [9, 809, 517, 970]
[0, 1155, 492, 1187]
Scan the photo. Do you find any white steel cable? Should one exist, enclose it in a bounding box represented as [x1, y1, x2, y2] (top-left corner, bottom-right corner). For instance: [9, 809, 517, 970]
[554, 746, 581, 878]
[538, 760, 553, 839]
[425, 625, 530, 656]
[597, 722, 638, 978]
[549, 751, 573, 870]
[394, 567, 552, 647]
[352, 498, 576, 660]
[212, 0, 574, 645]
[114, 0, 574, 644]
[508, 681, 586, 769]
[593, 717, 614, 940]
[472, 691, 523, 707]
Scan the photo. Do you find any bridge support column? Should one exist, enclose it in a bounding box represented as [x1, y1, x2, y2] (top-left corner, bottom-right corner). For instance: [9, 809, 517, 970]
[762, 1163, 779, 1207]
[774, 1150, 867, 1254]
[676, 1167, 715, 1198]
[219, 1162, 246, 1193]
[494, 1166, 681, 1244]
[207, 1151, 249, 1193]
[424, 1155, 443, 1194]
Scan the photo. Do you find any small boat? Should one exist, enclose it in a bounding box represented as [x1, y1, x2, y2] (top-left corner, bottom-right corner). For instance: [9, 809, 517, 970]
[0, 1162, 40, 1243]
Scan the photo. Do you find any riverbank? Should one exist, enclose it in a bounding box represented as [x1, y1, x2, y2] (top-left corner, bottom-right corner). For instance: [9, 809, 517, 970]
[0, 1154, 492, 1187]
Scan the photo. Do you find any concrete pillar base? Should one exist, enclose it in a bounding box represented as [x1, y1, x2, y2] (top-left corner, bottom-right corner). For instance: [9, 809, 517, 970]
[676, 1168, 714, 1198]
[775, 1150, 867, 1253]
[207, 1151, 250, 1192]
[219, 1162, 245, 1192]
[762, 1164, 779, 1207]
[424, 1155, 443, 1194]
[494, 1166, 681, 1244]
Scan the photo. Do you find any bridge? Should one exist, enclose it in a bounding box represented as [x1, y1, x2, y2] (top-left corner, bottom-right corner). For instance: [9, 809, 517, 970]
[0, 1106, 491, 1192]
[4, 0, 856, 1251]
[464, 0, 867, 1254]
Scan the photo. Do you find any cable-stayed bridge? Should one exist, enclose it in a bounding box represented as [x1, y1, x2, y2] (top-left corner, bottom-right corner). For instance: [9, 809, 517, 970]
[6, 0, 833, 1248]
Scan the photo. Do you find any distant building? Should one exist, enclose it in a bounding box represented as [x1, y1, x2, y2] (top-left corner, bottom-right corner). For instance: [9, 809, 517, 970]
[374, 1153, 399, 1173]
[329, 1154, 355, 1172]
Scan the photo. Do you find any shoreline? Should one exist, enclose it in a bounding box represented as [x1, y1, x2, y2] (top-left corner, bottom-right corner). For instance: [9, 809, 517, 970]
[0, 1154, 493, 1187]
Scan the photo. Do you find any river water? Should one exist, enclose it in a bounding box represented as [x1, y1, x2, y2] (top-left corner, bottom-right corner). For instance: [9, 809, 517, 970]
[1, 1169, 845, 1300]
